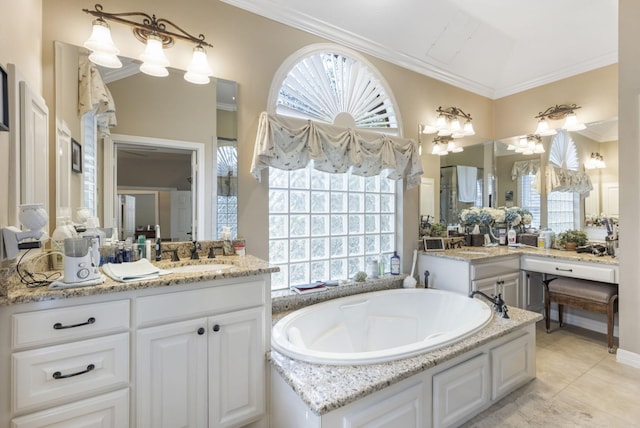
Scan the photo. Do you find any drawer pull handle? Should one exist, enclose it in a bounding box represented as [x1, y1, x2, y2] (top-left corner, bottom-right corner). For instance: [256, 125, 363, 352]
[555, 267, 573, 272]
[53, 364, 95, 380]
[197, 327, 205, 335]
[213, 324, 220, 332]
[53, 317, 96, 330]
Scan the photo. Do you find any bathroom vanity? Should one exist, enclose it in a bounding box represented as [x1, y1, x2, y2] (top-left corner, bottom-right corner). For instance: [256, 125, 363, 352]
[0, 256, 277, 428]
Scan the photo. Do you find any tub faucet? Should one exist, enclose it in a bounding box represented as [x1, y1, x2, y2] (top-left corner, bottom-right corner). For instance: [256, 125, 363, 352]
[468, 291, 510, 319]
[190, 241, 201, 260]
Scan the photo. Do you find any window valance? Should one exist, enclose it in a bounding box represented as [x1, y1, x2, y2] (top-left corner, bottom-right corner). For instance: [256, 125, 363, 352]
[533, 166, 593, 196]
[78, 54, 116, 128]
[511, 160, 541, 181]
[250, 112, 424, 188]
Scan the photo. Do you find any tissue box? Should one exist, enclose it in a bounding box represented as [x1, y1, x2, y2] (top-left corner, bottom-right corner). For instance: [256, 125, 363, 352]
[517, 233, 539, 247]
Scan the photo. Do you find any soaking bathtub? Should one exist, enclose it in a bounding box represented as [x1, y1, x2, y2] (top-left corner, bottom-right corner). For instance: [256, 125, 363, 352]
[271, 288, 494, 365]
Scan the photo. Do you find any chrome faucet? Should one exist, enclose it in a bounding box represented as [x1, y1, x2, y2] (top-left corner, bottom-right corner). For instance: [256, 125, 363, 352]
[468, 291, 510, 319]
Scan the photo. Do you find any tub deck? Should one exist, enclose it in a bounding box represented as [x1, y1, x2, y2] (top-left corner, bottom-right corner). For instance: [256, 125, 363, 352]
[269, 305, 542, 416]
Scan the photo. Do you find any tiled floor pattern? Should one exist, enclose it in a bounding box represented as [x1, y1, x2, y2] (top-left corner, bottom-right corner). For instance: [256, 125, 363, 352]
[462, 321, 640, 427]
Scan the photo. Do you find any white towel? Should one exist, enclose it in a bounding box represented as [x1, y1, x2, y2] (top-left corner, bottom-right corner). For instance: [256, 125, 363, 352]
[102, 259, 164, 282]
[457, 166, 478, 203]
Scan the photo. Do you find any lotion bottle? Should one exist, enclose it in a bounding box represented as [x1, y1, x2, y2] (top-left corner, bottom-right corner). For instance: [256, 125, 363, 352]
[154, 225, 162, 261]
[507, 225, 517, 246]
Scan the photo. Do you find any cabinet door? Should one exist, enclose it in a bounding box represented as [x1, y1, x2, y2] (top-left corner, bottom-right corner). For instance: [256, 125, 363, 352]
[471, 277, 497, 297]
[137, 318, 208, 428]
[500, 273, 520, 308]
[209, 307, 266, 428]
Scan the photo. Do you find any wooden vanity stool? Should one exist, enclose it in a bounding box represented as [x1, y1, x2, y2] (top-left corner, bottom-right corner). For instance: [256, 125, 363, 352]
[542, 277, 618, 353]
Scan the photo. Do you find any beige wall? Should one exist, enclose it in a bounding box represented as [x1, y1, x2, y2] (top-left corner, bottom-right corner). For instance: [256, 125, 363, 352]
[0, 0, 43, 232]
[619, 0, 640, 358]
[493, 64, 618, 141]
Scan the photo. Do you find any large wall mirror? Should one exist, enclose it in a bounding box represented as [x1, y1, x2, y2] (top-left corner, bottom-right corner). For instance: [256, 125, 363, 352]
[432, 118, 618, 230]
[54, 41, 238, 241]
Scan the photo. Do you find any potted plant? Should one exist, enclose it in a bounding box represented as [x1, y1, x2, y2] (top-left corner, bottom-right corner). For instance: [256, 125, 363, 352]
[430, 223, 448, 237]
[556, 229, 588, 250]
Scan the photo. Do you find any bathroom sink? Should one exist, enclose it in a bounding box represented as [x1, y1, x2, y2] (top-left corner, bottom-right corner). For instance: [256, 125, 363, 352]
[167, 264, 234, 274]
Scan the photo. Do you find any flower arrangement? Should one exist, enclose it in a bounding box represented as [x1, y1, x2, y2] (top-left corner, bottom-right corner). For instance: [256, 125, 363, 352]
[459, 206, 532, 228]
[556, 229, 588, 248]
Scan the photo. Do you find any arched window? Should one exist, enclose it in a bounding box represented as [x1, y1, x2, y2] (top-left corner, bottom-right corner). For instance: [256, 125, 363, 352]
[268, 44, 402, 290]
[548, 131, 580, 232]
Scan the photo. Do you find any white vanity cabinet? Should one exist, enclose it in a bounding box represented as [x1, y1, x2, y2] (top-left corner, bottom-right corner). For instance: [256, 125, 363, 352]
[0, 274, 271, 428]
[135, 278, 268, 428]
[2, 300, 131, 428]
[419, 253, 521, 308]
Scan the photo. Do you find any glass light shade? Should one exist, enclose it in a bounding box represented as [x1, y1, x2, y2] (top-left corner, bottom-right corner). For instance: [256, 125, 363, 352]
[534, 142, 545, 153]
[140, 35, 170, 77]
[450, 118, 461, 132]
[431, 143, 443, 155]
[421, 124, 437, 134]
[563, 113, 586, 131]
[437, 128, 452, 137]
[88, 51, 122, 69]
[535, 118, 557, 136]
[463, 120, 475, 136]
[184, 45, 213, 84]
[140, 61, 169, 77]
[84, 19, 119, 55]
[507, 144, 516, 151]
[435, 114, 447, 129]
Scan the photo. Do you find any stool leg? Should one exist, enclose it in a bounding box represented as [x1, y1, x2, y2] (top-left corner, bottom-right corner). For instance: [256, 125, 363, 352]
[558, 304, 564, 328]
[544, 294, 551, 333]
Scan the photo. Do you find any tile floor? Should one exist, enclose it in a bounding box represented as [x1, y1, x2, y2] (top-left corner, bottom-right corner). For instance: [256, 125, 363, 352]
[463, 321, 640, 427]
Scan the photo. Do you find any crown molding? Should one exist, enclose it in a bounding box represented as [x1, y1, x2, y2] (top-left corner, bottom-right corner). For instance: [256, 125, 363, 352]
[222, 0, 617, 99]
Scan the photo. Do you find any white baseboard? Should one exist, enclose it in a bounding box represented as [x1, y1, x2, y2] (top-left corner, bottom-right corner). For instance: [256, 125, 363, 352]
[616, 349, 640, 369]
[548, 308, 619, 337]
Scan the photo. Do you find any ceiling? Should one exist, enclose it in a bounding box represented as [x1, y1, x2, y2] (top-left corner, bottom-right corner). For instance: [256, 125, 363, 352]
[221, 0, 618, 99]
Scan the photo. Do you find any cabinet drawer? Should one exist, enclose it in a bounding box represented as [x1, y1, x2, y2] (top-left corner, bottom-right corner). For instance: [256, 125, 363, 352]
[471, 257, 519, 280]
[521, 257, 617, 283]
[12, 333, 129, 413]
[12, 300, 130, 349]
[136, 279, 266, 327]
[11, 389, 129, 428]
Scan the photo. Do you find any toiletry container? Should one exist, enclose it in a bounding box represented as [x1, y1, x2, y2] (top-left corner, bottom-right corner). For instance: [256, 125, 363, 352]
[507, 226, 517, 245]
[390, 251, 401, 275]
[155, 225, 162, 261]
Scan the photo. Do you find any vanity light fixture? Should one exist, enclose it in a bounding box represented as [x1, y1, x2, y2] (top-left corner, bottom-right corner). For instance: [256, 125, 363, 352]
[82, 4, 214, 84]
[585, 152, 606, 169]
[509, 134, 545, 155]
[534, 104, 586, 136]
[422, 106, 475, 139]
[431, 135, 463, 156]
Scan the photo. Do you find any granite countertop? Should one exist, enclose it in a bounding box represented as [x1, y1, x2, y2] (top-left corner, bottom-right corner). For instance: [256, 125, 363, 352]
[420, 245, 619, 265]
[0, 255, 279, 306]
[269, 305, 542, 416]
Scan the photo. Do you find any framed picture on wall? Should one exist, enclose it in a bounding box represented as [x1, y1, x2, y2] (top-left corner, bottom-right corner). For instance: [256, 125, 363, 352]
[71, 138, 82, 173]
[0, 64, 8, 131]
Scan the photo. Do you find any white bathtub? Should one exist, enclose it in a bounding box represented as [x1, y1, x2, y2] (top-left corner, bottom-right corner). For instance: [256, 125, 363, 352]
[271, 288, 494, 365]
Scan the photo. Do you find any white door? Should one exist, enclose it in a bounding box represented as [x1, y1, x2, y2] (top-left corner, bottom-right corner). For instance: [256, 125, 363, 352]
[171, 190, 193, 241]
[119, 195, 136, 241]
[137, 318, 208, 428]
[209, 307, 266, 428]
[20, 81, 49, 208]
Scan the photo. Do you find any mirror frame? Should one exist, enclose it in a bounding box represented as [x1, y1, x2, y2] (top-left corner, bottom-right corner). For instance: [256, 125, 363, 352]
[104, 134, 207, 239]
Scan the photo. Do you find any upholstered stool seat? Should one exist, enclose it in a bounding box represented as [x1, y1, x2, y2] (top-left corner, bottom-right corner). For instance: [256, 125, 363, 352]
[542, 277, 618, 353]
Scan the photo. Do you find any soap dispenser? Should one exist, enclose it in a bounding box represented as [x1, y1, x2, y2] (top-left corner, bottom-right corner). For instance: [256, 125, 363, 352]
[390, 251, 401, 275]
[507, 225, 517, 246]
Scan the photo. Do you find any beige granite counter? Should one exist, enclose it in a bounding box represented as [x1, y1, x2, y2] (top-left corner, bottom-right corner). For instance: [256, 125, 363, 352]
[269, 305, 542, 416]
[0, 254, 279, 306]
[421, 245, 618, 265]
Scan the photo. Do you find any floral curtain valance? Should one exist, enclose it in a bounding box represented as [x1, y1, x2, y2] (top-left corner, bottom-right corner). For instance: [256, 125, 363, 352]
[78, 54, 117, 128]
[250, 112, 424, 188]
[533, 166, 593, 196]
[511, 160, 541, 181]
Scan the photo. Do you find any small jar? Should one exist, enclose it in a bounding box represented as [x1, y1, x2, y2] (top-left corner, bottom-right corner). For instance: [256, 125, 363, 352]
[233, 243, 246, 257]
